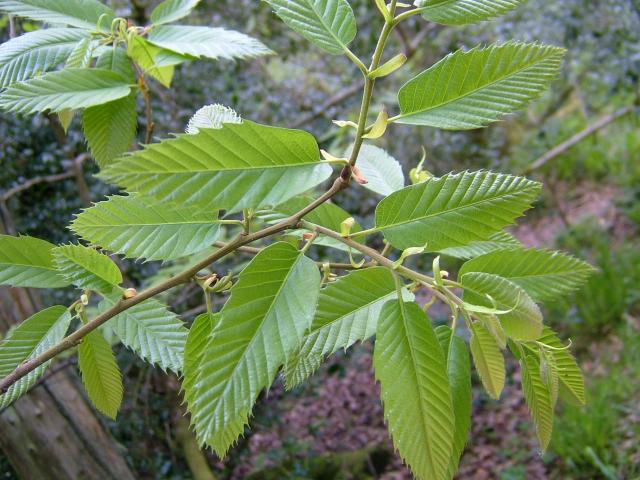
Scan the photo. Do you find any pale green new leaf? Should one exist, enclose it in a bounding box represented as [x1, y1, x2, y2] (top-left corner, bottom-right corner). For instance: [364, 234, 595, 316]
[374, 171, 540, 251]
[0, 68, 132, 114]
[285, 267, 412, 388]
[350, 144, 405, 196]
[434, 326, 471, 479]
[266, 0, 356, 55]
[437, 231, 521, 260]
[182, 312, 217, 399]
[0, 235, 68, 288]
[151, 0, 200, 25]
[186, 104, 242, 134]
[415, 0, 527, 25]
[82, 93, 137, 168]
[0, 28, 90, 88]
[537, 327, 585, 405]
[374, 300, 454, 480]
[71, 195, 222, 262]
[395, 42, 565, 130]
[520, 353, 554, 450]
[100, 121, 333, 213]
[0, 0, 115, 31]
[78, 329, 123, 419]
[148, 26, 272, 61]
[462, 272, 543, 341]
[187, 243, 320, 455]
[100, 293, 188, 373]
[127, 35, 189, 88]
[0, 306, 71, 409]
[459, 248, 596, 303]
[52, 244, 122, 293]
[469, 321, 505, 399]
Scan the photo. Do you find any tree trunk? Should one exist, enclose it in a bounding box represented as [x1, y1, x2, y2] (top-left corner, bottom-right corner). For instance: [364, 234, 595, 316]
[0, 219, 136, 479]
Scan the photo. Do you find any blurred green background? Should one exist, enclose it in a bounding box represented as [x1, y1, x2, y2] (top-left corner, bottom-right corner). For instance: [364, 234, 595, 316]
[1, 0, 639, 478]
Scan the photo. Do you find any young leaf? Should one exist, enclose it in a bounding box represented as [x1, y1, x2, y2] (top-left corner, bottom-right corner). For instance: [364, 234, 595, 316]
[437, 231, 521, 260]
[266, 0, 357, 55]
[150, 0, 200, 25]
[148, 26, 272, 61]
[435, 325, 472, 480]
[395, 42, 565, 130]
[374, 171, 540, 251]
[186, 243, 320, 455]
[71, 195, 222, 262]
[95, 46, 135, 83]
[100, 294, 188, 373]
[459, 248, 596, 303]
[0, 0, 116, 31]
[415, 0, 527, 25]
[78, 329, 123, 419]
[100, 121, 333, 213]
[183, 312, 217, 399]
[469, 321, 505, 399]
[537, 327, 585, 405]
[0, 28, 90, 88]
[0, 68, 132, 114]
[82, 93, 137, 168]
[374, 300, 454, 480]
[349, 145, 405, 196]
[186, 104, 242, 134]
[0, 235, 69, 288]
[285, 267, 412, 388]
[462, 272, 543, 341]
[0, 306, 71, 409]
[520, 353, 554, 451]
[53, 244, 122, 293]
[127, 35, 189, 88]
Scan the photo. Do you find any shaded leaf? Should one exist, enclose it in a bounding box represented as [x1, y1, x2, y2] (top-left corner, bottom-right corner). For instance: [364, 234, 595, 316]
[537, 327, 585, 405]
[52, 244, 122, 293]
[0, 235, 68, 288]
[437, 231, 521, 260]
[469, 321, 505, 399]
[520, 353, 554, 450]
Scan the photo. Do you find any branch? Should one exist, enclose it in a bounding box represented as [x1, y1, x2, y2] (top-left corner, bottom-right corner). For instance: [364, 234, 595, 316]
[524, 106, 634, 174]
[0, 177, 349, 393]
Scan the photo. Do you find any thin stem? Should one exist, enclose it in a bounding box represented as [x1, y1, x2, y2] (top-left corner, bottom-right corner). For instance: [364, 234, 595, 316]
[349, 226, 379, 239]
[393, 7, 427, 25]
[344, 48, 368, 75]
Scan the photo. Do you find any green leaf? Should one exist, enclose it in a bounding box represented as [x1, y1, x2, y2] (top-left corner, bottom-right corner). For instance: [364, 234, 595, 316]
[52, 244, 122, 293]
[520, 353, 554, 451]
[285, 267, 412, 388]
[469, 320, 505, 399]
[349, 145, 405, 196]
[0, 235, 69, 288]
[0, 0, 115, 31]
[0, 28, 90, 88]
[266, 0, 357, 55]
[537, 327, 585, 405]
[435, 325, 471, 480]
[182, 312, 217, 400]
[261, 195, 362, 252]
[187, 242, 320, 455]
[100, 293, 188, 373]
[374, 300, 454, 480]
[150, 0, 200, 25]
[71, 195, 222, 262]
[82, 93, 137, 168]
[459, 248, 596, 303]
[147, 26, 272, 61]
[462, 272, 543, 341]
[437, 231, 521, 260]
[100, 121, 333, 213]
[414, 0, 527, 25]
[95, 47, 135, 83]
[186, 104, 242, 134]
[395, 42, 565, 130]
[0, 68, 132, 114]
[0, 306, 71, 409]
[373, 171, 540, 251]
[78, 329, 123, 419]
[127, 35, 188, 88]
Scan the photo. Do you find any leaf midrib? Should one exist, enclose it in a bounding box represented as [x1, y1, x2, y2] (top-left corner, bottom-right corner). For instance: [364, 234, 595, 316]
[299, 0, 350, 53]
[109, 161, 325, 175]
